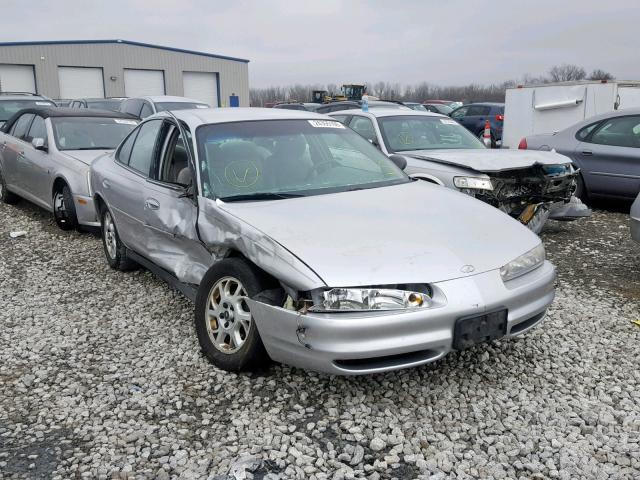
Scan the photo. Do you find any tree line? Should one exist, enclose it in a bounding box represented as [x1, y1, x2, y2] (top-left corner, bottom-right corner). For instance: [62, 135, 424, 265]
[249, 64, 615, 107]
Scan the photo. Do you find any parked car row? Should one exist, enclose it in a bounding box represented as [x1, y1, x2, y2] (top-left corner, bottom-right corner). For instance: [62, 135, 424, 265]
[0, 104, 559, 376]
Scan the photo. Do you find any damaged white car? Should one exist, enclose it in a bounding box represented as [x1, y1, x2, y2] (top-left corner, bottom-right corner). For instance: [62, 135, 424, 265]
[329, 108, 590, 233]
[91, 108, 556, 375]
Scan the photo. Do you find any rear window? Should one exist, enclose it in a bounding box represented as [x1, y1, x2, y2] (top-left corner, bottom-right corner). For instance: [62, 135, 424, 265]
[51, 117, 138, 150]
[466, 105, 491, 116]
[0, 99, 55, 121]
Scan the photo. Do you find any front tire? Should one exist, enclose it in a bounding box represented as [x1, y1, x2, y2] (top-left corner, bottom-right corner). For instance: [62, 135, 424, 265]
[100, 207, 137, 271]
[195, 258, 283, 372]
[53, 185, 78, 231]
[0, 168, 20, 205]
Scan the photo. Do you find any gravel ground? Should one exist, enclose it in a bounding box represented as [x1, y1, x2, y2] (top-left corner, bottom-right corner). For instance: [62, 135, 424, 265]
[1, 201, 639, 480]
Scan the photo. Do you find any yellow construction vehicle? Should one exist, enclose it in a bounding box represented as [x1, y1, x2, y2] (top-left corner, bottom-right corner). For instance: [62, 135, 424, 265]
[311, 84, 369, 103]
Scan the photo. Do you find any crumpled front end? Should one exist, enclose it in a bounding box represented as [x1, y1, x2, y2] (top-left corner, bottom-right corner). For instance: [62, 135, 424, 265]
[460, 164, 590, 233]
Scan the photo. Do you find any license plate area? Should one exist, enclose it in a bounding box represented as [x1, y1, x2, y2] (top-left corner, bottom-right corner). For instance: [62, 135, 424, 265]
[453, 309, 508, 350]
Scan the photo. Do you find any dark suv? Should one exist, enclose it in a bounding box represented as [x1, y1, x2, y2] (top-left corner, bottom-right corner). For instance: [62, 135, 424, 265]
[450, 102, 504, 148]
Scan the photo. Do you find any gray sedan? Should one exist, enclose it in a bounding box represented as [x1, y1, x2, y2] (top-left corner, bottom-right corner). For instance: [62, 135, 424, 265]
[522, 108, 640, 201]
[0, 107, 138, 230]
[90, 108, 556, 375]
[329, 108, 588, 233]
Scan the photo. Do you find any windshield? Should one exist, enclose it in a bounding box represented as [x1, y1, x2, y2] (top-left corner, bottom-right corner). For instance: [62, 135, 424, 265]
[378, 115, 485, 152]
[196, 119, 409, 201]
[51, 117, 138, 150]
[0, 100, 55, 121]
[155, 102, 209, 112]
[86, 99, 123, 111]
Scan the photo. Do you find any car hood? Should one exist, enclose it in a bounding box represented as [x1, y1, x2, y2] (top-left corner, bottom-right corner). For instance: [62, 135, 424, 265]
[402, 148, 571, 172]
[62, 149, 114, 165]
[218, 181, 542, 287]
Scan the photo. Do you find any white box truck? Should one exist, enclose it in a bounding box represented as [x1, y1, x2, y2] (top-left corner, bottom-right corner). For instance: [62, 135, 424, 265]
[502, 80, 640, 149]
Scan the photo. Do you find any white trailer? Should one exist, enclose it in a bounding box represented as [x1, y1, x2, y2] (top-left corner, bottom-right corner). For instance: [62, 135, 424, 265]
[502, 80, 640, 149]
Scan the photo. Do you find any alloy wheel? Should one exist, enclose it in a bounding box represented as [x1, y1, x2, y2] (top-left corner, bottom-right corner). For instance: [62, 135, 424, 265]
[103, 211, 117, 259]
[206, 276, 252, 354]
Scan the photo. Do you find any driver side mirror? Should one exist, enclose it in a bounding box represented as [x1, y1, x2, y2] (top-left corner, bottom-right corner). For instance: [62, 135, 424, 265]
[389, 154, 407, 170]
[31, 137, 47, 151]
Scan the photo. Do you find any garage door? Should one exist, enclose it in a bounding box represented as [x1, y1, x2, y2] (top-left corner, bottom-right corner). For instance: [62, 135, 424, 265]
[58, 67, 104, 99]
[0, 64, 36, 93]
[183, 71, 218, 107]
[124, 69, 165, 97]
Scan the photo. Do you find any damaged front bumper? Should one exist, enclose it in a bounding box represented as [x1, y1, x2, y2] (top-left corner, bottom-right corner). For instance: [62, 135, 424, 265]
[248, 260, 556, 375]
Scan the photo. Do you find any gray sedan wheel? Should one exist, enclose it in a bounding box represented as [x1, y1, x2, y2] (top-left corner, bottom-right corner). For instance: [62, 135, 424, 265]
[53, 185, 78, 231]
[0, 169, 20, 205]
[100, 207, 137, 271]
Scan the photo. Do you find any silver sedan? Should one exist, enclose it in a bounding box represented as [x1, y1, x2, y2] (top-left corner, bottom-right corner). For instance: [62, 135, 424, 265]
[90, 108, 556, 375]
[0, 107, 138, 230]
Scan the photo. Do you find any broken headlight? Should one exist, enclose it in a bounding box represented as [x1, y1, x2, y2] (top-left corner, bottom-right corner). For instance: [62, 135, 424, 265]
[453, 176, 493, 191]
[500, 243, 545, 282]
[312, 288, 431, 312]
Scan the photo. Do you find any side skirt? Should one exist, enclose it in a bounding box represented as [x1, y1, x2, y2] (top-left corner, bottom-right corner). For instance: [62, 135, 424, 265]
[127, 250, 198, 302]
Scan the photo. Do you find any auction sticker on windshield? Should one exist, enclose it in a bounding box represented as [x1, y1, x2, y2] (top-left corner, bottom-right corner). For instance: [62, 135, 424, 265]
[308, 120, 345, 129]
[114, 119, 138, 125]
[440, 119, 458, 125]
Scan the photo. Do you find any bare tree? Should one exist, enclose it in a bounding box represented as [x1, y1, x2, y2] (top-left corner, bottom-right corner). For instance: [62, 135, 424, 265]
[588, 69, 614, 81]
[548, 64, 587, 82]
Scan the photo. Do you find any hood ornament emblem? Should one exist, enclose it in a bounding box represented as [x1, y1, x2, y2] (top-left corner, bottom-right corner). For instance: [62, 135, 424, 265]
[460, 265, 475, 273]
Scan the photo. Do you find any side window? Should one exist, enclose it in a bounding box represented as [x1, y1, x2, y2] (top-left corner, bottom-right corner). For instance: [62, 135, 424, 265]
[25, 116, 47, 144]
[127, 120, 163, 175]
[589, 115, 640, 148]
[10, 114, 35, 140]
[156, 123, 191, 185]
[576, 122, 601, 141]
[139, 102, 154, 118]
[331, 115, 349, 124]
[466, 105, 491, 116]
[116, 129, 139, 165]
[450, 106, 468, 119]
[348, 116, 377, 142]
[122, 99, 144, 117]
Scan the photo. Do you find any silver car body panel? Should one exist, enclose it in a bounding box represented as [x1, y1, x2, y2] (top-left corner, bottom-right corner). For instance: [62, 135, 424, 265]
[632, 193, 640, 243]
[91, 108, 557, 375]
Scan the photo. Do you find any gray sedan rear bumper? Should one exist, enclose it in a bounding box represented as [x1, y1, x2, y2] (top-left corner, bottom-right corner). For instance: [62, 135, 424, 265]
[249, 261, 556, 375]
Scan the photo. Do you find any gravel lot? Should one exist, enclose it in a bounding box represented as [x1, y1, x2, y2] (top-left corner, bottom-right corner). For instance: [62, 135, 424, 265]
[1, 200, 639, 480]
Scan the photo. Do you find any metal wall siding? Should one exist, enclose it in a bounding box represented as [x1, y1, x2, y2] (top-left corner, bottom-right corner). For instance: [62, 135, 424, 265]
[0, 43, 250, 106]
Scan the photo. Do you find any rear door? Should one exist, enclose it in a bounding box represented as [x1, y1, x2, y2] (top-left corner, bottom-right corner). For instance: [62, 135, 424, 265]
[107, 119, 164, 254]
[143, 120, 210, 280]
[463, 105, 491, 135]
[574, 114, 640, 198]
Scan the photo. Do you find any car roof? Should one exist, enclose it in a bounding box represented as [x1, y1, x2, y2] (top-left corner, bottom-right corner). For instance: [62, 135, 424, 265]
[328, 108, 444, 118]
[0, 94, 51, 101]
[162, 107, 336, 125]
[133, 95, 207, 104]
[461, 102, 505, 107]
[2, 107, 138, 132]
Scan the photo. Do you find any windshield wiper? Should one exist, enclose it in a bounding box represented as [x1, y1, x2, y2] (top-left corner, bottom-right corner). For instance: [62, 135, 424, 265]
[67, 146, 114, 150]
[220, 192, 306, 202]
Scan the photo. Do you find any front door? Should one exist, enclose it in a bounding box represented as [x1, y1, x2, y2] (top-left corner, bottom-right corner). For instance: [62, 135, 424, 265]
[142, 120, 210, 283]
[21, 115, 53, 208]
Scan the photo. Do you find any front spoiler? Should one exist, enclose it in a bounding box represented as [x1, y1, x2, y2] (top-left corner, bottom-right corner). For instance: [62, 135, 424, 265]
[248, 261, 556, 375]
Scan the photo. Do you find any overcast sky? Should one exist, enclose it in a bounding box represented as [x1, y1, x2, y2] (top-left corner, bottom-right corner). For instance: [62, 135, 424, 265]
[1, 0, 639, 88]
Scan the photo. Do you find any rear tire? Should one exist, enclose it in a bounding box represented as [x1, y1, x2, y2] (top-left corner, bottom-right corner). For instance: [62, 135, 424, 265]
[53, 185, 78, 231]
[0, 168, 20, 205]
[100, 207, 137, 271]
[195, 258, 284, 372]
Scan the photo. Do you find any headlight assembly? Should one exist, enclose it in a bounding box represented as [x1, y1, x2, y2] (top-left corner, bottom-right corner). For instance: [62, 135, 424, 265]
[311, 287, 431, 312]
[500, 243, 545, 282]
[453, 176, 493, 191]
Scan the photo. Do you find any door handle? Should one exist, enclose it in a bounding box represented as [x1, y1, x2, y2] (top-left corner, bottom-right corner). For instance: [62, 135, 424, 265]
[145, 198, 160, 210]
[581, 151, 593, 156]
[102, 179, 111, 189]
